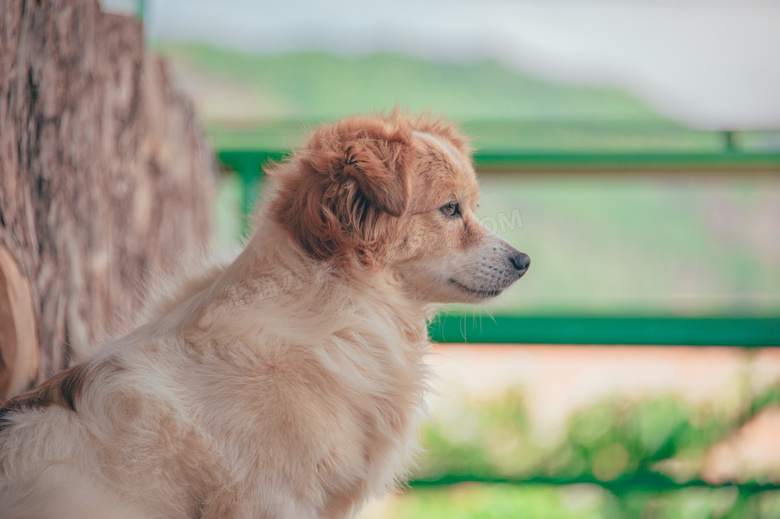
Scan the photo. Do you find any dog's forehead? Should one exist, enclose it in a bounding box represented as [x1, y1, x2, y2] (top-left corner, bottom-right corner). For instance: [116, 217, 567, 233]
[410, 130, 479, 208]
[412, 131, 462, 167]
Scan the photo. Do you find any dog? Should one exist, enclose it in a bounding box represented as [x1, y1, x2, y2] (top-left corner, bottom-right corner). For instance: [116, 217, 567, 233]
[0, 113, 529, 519]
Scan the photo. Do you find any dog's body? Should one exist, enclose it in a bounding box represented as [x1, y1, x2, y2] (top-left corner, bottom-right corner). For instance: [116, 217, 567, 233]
[0, 114, 528, 519]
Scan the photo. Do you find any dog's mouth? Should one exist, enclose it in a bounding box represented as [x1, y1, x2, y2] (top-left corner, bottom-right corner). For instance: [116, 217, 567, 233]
[448, 279, 503, 299]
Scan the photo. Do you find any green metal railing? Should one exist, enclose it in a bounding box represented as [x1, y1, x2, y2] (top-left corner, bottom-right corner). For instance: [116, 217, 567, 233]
[429, 315, 780, 347]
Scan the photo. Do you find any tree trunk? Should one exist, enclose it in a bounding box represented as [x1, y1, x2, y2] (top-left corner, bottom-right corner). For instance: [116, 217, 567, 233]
[0, 0, 216, 400]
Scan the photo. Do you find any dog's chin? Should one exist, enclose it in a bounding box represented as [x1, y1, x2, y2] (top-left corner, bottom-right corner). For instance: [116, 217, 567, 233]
[447, 278, 505, 301]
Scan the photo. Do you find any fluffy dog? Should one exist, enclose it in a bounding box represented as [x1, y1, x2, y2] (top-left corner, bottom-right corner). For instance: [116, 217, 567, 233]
[0, 113, 529, 519]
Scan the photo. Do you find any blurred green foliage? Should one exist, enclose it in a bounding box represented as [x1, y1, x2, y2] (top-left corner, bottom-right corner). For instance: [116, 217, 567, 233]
[378, 385, 780, 519]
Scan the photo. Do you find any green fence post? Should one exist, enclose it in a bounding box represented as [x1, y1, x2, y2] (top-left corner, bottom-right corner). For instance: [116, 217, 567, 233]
[217, 151, 278, 239]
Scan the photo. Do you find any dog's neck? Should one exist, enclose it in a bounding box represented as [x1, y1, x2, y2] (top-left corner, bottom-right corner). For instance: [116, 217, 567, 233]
[196, 219, 432, 344]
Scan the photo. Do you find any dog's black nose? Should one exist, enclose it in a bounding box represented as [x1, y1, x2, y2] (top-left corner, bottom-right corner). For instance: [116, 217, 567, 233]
[509, 252, 530, 274]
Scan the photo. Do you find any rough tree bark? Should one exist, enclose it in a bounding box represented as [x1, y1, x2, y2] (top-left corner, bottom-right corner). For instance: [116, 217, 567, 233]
[0, 0, 216, 400]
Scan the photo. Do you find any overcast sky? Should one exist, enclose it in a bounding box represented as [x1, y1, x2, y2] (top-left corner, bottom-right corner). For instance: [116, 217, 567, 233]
[145, 0, 780, 129]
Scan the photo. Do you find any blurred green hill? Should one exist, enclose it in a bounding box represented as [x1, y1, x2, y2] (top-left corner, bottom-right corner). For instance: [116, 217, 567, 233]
[154, 42, 664, 123]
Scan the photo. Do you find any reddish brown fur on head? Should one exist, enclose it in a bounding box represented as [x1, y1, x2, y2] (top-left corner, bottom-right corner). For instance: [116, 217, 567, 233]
[270, 114, 415, 268]
[269, 112, 528, 303]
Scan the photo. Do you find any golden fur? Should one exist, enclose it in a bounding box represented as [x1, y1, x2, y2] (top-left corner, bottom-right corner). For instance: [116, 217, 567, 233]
[0, 113, 529, 518]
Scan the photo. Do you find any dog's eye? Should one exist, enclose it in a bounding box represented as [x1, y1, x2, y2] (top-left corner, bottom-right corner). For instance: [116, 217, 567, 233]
[440, 201, 461, 218]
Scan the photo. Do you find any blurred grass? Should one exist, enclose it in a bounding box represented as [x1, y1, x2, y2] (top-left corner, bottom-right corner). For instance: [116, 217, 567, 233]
[367, 485, 780, 519]
[359, 386, 780, 519]
[373, 484, 608, 519]
[417, 390, 737, 483]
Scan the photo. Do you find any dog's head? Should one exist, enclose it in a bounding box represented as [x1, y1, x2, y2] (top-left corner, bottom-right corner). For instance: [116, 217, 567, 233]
[269, 113, 529, 303]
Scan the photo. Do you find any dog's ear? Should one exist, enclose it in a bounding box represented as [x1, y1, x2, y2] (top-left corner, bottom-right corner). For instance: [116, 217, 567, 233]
[337, 137, 410, 217]
[270, 119, 414, 267]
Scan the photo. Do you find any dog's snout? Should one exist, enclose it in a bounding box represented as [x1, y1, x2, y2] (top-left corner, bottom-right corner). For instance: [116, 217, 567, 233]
[509, 252, 530, 275]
